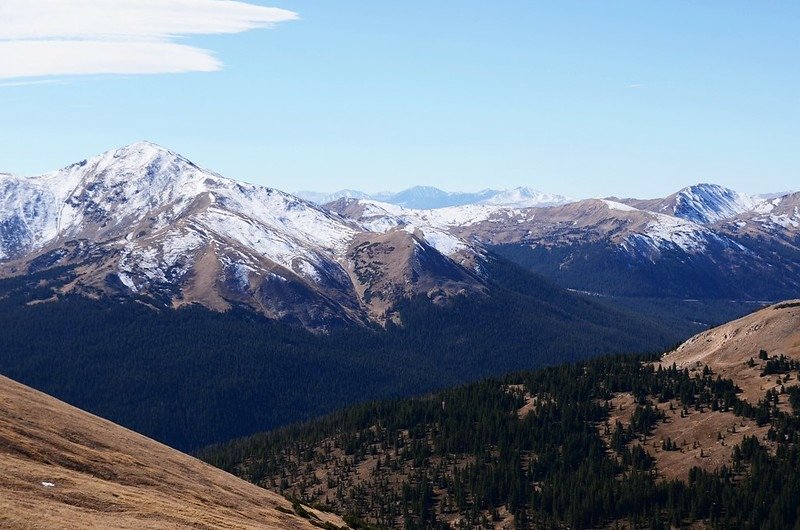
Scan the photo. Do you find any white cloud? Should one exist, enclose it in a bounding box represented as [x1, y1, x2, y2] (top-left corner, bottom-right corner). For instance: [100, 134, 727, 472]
[0, 0, 298, 80]
[0, 79, 66, 88]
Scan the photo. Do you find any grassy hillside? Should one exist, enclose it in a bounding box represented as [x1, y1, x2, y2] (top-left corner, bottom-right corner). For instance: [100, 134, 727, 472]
[0, 374, 348, 530]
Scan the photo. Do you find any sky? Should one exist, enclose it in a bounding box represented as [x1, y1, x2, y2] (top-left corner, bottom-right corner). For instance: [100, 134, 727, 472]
[0, 1, 798, 199]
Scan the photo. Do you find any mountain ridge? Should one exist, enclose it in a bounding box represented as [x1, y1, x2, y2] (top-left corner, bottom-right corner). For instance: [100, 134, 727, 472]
[333, 186, 800, 301]
[3, 141, 798, 325]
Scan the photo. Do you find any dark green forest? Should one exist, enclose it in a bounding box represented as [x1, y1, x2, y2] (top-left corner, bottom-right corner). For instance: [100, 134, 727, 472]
[491, 240, 800, 304]
[201, 355, 800, 530]
[0, 257, 685, 451]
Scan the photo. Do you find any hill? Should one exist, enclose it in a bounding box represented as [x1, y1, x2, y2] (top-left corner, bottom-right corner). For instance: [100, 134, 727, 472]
[200, 302, 800, 529]
[0, 374, 349, 530]
[662, 300, 800, 405]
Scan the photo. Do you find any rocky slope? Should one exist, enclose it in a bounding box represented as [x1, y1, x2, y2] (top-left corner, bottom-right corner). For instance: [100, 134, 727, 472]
[0, 373, 349, 530]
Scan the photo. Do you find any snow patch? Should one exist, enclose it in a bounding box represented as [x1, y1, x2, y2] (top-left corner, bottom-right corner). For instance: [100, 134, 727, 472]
[422, 230, 468, 256]
[601, 199, 638, 212]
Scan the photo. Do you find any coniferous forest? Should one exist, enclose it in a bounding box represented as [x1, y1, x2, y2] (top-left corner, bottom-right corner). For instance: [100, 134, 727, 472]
[200, 355, 800, 530]
[0, 258, 687, 451]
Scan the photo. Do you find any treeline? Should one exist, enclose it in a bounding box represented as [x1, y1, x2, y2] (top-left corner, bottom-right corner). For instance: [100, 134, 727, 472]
[0, 257, 680, 451]
[200, 355, 800, 529]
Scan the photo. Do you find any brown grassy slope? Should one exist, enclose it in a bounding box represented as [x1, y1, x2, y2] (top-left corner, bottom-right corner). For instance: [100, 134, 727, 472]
[601, 392, 770, 481]
[630, 300, 800, 480]
[662, 300, 800, 404]
[0, 374, 348, 530]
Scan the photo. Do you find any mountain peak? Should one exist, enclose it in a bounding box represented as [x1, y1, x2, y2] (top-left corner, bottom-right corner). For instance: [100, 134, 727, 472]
[105, 141, 188, 167]
[670, 183, 758, 224]
[678, 182, 734, 196]
[121, 139, 169, 151]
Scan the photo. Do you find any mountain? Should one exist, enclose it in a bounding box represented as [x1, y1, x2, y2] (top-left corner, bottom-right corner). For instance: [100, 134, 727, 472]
[0, 142, 696, 452]
[758, 191, 796, 200]
[5, 147, 794, 314]
[618, 183, 760, 225]
[478, 186, 573, 208]
[297, 185, 573, 209]
[0, 142, 486, 330]
[295, 189, 377, 204]
[384, 185, 466, 208]
[333, 186, 800, 302]
[201, 301, 800, 529]
[0, 373, 349, 530]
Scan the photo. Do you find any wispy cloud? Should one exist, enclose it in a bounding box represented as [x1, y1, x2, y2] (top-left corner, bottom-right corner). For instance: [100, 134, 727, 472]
[0, 78, 66, 88]
[626, 83, 646, 89]
[0, 0, 298, 80]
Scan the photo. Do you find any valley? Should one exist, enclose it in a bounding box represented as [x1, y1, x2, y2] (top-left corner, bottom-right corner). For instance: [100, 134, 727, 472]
[1, 143, 799, 528]
[3, 3, 797, 528]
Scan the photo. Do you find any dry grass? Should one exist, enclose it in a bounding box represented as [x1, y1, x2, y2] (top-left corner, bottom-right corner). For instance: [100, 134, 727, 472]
[633, 402, 770, 481]
[0, 375, 347, 529]
[661, 300, 800, 404]
[616, 301, 800, 481]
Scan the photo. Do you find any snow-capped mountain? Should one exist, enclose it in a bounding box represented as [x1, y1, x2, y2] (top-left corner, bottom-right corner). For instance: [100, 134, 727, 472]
[298, 186, 572, 210]
[3, 143, 798, 315]
[0, 142, 483, 329]
[331, 188, 800, 301]
[479, 187, 572, 208]
[619, 183, 760, 225]
[332, 197, 730, 257]
[721, 191, 800, 235]
[294, 189, 380, 204]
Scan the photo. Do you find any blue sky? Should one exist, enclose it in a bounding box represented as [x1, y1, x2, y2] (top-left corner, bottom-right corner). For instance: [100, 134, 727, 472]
[1, 1, 797, 199]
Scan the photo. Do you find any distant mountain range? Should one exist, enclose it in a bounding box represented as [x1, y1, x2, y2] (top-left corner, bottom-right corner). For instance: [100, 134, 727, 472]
[1, 141, 798, 330]
[330, 183, 800, 301]
[295, 185, 572, 209]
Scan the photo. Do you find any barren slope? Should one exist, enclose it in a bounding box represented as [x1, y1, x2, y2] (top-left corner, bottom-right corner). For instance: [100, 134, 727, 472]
[662, 300, 800, 403]
[0, 374, 348, 529]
